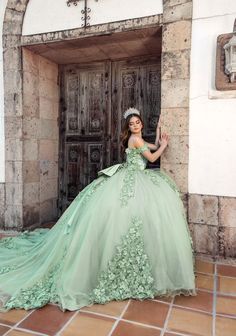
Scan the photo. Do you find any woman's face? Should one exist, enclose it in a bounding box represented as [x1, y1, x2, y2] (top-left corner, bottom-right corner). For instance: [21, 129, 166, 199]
[128, 116, 143, 134]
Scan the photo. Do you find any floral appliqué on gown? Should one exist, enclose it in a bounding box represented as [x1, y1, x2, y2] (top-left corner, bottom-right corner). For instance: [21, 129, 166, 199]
[0, 144, 196, 312]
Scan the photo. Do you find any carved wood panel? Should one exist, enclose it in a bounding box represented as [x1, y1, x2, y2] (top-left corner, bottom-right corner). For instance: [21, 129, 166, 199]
[59, 57, 161, 211]
[111, 58, 161, 164]
[59, 63, 109, 210]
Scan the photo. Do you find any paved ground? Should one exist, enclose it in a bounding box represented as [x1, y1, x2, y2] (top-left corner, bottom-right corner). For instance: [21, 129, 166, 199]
[0, 259, 236, 335]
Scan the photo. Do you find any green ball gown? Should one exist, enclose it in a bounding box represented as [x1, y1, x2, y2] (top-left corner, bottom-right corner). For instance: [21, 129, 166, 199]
[0, 144, 196, 312]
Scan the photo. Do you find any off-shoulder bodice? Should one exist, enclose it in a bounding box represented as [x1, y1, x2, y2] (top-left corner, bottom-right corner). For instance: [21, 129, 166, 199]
[125, 144, 149, 171]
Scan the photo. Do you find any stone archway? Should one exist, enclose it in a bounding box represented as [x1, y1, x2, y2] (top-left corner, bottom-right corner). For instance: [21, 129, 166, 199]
[2, 0, 193, 231]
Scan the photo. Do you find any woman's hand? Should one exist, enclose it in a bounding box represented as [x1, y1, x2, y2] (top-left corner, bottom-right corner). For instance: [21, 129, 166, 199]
[140, 132, 169, 163]
[159, 132, 169, 149]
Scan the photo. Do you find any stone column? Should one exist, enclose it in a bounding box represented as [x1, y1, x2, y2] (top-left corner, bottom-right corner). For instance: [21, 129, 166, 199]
[161, 0, 192, 195]
[3, 0, 30, 230]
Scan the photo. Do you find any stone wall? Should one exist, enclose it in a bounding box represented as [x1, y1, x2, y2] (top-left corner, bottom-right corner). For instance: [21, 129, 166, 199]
[22, 48, 59, 227]
[189, 194, 236, 259]
[160, 0, 192, 194]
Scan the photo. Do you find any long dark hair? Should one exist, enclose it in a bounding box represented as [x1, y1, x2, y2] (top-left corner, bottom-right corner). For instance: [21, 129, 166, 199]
[121, 114, 144, 150]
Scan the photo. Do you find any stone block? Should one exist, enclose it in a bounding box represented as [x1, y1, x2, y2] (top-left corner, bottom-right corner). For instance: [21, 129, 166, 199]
[161, 163, 188, 193]
[4, 70, 22, 95]
[3, 47, 22, 71]
[4, 8, 23, 22]
[40, 178, 58, 203]
[23, 117, 40, 140]
[162, 21, 191, 52]
[0, 183, 5, 205]
[23, 93, 39, 118]
[21, 34, 43, 46]
[219, 197, 236, 228]
[40, 161, 58, 179]
[22, 48, 39, 76]
[161, 135, 188, 164]
[163, 2, 192, 23]
[23, 161, 40, 183]
[161, 108, 189, 135]
[6, 183, 23, 205]
[5, 138, 23, 161]
[162, 49, 190, 80]
[5, 116, 22, 139]
[3, 18, 22, 36]
[39, 56, 58, 82]
[189, 223, 218, 256]
[39, 140, 58, 161]
[163, 0, 192, 8]
[23, 71, 39, 96]
[39, 97, 58, 120]
[40, 119, 59, 140]
[6, 0, 27, 12]
[23, 203, 40, 228]
[188, 194, 219, 226]
[39, 77, 59, 100]
[23, 139, 38, 161]
[4, 92, 23, 117]
[218, 227, 236, 258]
[5, 205, 23, 230]
[2, 34, 21, 49]
[23, 182, 39, 205]
[40, 199, 58, 224]
[161, 79, 189, 108]
[5, 161, 22, 183]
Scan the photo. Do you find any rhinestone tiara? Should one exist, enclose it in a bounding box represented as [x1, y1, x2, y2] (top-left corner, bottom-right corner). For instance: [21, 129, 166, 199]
[123, 107, 140, 119]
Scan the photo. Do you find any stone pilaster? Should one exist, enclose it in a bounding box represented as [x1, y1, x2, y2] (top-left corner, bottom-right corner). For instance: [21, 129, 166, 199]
[22, 49, 59, 228]
[161, 0, 193, 194]
[2, 1, 30, 230]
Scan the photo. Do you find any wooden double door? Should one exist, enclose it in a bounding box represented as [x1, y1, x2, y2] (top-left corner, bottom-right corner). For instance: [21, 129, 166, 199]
[59, 57, 161, 211]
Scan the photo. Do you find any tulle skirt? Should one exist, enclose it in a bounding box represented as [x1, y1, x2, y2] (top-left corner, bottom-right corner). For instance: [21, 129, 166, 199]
[0, 166, 196, 311]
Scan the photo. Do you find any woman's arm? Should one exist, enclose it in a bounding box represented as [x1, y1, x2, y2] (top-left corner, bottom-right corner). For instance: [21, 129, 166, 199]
[134, 133, 169, 163]
[145, 142, 158, 151]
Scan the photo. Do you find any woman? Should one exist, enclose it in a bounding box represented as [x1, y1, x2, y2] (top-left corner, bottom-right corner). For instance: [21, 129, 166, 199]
[0, 108, 196, 312]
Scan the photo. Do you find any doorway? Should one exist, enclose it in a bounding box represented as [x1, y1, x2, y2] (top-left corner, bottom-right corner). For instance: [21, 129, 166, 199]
[59, 56, 161, 210]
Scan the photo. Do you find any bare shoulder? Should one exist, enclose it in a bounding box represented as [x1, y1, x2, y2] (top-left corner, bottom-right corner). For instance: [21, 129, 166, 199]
[131, 136, 145, 148]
